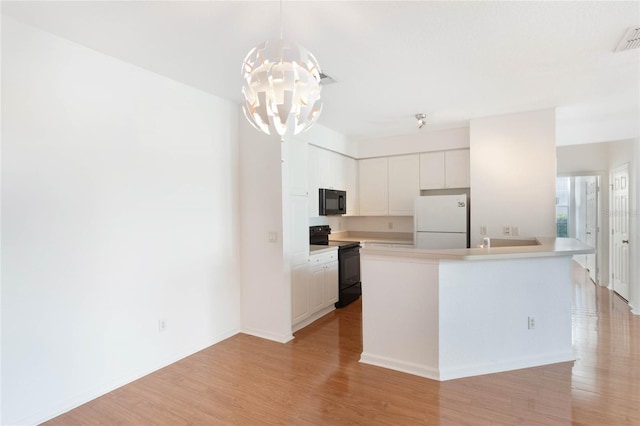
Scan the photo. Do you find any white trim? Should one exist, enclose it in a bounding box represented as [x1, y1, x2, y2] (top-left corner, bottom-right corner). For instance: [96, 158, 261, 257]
[291, 305, 335, 333]
[360, 351, 575, 382]
[24, 328, 240, 426]
[241, 327, 294, 344]
[359, 353, 441, 381]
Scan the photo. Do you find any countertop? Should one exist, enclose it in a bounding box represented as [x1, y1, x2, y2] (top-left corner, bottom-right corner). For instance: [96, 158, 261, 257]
[309, 245, 339, 254]
[361, 237, 594, 261]
[329, 231, 413, 245]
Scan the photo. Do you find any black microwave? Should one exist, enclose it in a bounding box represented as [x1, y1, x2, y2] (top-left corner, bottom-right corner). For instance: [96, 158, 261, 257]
[319, 189, 347, 215]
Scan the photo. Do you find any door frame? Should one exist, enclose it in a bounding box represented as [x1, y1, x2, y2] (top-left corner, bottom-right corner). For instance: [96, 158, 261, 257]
[556, 173, 604, 285]
[609, 163, 631, 301]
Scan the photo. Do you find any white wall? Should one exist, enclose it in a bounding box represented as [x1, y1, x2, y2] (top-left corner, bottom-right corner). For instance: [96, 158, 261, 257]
[557, 142, 610, 174]
[301, 123, 358, 158]
[356, 127, 469, 159]
[238, 119, 293, 343]
[634, 139, 640, 314]
[469, 109, 557, 246]
[1, 17, 241, 425]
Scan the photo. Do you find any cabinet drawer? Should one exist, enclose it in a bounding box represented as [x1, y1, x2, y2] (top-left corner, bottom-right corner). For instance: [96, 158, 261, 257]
[310, 249, 338, 264]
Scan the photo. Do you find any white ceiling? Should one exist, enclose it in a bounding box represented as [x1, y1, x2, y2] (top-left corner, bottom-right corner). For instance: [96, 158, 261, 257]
[3, 1, 639, 144]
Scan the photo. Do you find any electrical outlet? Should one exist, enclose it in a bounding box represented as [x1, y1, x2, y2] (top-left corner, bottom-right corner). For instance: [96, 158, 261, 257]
[503, 226, 511, 236]
[388, 222, 393, 230]
[268, 232, 278, 243]
[480, 225, 487, 235]
[512, 226, 519, 236]
[159, 319, 167, 332]
[527, 316, 535, 330]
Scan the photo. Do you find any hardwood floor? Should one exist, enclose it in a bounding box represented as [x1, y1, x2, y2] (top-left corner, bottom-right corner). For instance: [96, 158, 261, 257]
[45, 263, 639, 425]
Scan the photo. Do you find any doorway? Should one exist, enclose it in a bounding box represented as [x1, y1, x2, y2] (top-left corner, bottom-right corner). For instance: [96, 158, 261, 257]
[556, 175, 600, 284]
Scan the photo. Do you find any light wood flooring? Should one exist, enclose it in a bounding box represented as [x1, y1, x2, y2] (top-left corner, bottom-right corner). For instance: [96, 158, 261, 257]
[46, 263, 640, 425]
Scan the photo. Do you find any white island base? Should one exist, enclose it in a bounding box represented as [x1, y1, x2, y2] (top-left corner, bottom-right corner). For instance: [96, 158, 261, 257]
[360, 238, 592, 381]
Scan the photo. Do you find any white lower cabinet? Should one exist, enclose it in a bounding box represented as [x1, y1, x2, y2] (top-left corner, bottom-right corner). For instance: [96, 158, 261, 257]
[291, 264, 310, 325]
[309, 263, 325, 313]
[292, 249, 339, 332]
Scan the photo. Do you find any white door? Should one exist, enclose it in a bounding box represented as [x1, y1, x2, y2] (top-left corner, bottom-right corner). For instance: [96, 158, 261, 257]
[611, 164, 630, 300]
[585, 176, 598, 283]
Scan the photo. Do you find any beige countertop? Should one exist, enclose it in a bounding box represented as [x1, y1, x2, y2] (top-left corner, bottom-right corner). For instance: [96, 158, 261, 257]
[329, 231, 413, 245]
[309, 245, 339, 255]
[361, 237, 594, 261]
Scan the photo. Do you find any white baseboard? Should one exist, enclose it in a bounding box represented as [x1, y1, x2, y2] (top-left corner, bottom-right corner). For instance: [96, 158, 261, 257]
[359, 353, 441, 381]
[360, 351, 575, 382]
[437, 351, 575, 381]
[23, 328, 240, 426]
[291, 305, 335, 333]
[241, 327, 294, 343]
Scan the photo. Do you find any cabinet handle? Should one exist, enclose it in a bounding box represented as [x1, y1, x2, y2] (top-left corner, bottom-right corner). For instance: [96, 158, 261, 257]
[622, 240, 629, 244]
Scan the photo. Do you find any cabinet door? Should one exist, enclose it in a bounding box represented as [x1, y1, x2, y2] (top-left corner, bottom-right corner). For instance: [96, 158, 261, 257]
[308, 145, 320, 217]
[290, 195, 309, 266]
[419, 152, 445, 190]
[359, 157, 388, 215]
[291, 264, 309, 324]
[287, 137, 308, 196]
[388, 155, 420, 216]
[317, 148, 336, 190]
[344, 156, 358, 216]
[324, 260, 339, 305]
[445, 150, 470, 188]
[309, 264, 325, 313]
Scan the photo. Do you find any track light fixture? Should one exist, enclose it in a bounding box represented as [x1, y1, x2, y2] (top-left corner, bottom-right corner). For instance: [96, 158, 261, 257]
[416, 113, 427, 129]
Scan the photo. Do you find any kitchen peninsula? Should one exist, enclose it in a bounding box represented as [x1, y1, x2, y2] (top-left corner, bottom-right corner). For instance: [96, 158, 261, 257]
[360, 237, 594, 381]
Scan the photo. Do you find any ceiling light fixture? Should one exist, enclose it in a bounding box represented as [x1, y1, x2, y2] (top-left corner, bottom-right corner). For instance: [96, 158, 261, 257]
[241, 1, 323, 139]
[416, 113, 427, 129]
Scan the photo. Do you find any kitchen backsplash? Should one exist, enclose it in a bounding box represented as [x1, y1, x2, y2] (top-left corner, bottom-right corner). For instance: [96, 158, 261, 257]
[308, 215, 414, 233]
[346, 216, 413, 233]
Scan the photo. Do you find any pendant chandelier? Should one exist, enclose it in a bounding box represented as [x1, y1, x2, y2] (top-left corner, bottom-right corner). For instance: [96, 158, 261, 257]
[241, 3, 323, 138]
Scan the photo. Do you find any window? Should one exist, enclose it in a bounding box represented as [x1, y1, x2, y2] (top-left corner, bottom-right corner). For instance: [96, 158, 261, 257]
[556, 177, 570, 237]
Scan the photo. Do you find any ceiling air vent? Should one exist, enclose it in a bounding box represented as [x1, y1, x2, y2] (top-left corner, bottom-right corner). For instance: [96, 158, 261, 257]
[614, 26, 640, 52]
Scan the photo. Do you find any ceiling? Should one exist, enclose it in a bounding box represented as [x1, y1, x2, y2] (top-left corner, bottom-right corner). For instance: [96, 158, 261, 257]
[2, 1, 639, 144]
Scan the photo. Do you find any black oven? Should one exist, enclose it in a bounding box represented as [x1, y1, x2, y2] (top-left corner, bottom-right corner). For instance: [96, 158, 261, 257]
[335, 244, 361, 308]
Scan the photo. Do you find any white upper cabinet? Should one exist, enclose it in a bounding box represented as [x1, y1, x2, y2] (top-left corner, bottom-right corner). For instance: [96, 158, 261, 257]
[419, 152, 445, 189]
[317, 148, 334, 189]
[420, 149, 470, 190]
[307, 145, 320, 217]
[343, 156, 359, 216]
[359, 157, 389, 215]
[308, 146, 358, 217]
[388, 155, 420, 215]
[287, 137, 308, 196]
[444, 149, 470, 189]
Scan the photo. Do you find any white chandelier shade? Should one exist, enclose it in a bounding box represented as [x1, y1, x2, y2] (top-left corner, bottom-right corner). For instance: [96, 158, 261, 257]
[241, 39, 323, 137]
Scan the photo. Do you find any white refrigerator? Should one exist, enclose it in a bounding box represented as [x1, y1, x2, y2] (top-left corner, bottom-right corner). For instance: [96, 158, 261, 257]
[414, 194, 468, 249]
